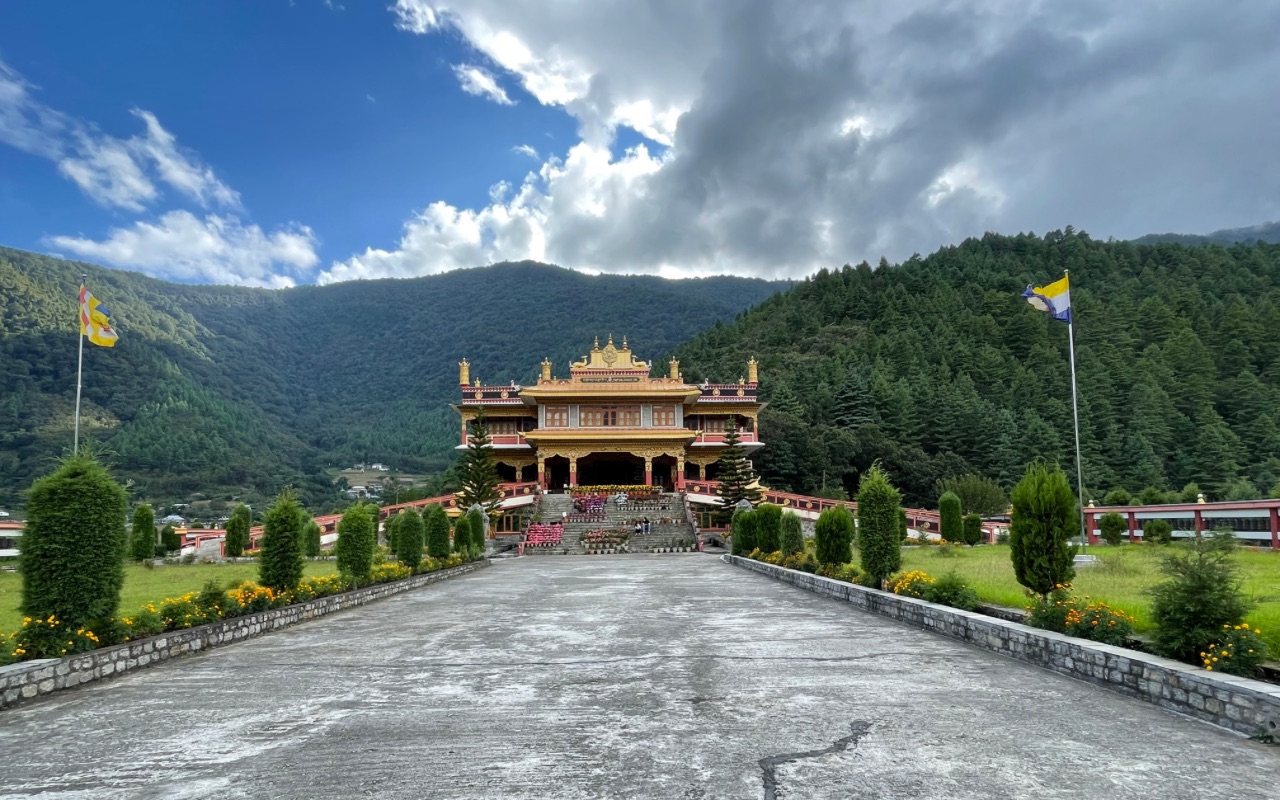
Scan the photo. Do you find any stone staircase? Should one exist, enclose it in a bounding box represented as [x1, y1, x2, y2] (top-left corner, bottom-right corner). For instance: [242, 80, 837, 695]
[523, 492, 697, 555]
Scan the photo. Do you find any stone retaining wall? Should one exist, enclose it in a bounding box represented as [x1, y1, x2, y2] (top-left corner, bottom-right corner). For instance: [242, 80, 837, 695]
[726, 555, 1280, 738]
[0, 560, 489, 712]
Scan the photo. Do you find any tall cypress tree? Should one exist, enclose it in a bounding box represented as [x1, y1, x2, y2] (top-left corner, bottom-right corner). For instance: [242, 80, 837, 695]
[857, 466, 901, 584]
[224, 503, 251, 558]
[424, 505, 451, 558]
[457, 408, 501, 511]
[394, 509, 425, 568]
[336, 503, 376, 586]
[303, 519, 323, 558]
[1009, 461, 1077, 596]
[715, 419, 762, 525]
[938, 491, 963, 543]
[258, 489, 305, 592]
[452, 515, 472, 554]
[22, 454, 128, 632]
[130, 503, 156, 561]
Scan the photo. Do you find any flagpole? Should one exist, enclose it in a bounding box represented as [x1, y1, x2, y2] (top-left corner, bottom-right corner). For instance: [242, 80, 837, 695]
[1064, 269, 1087, 554]
[73, 274, 86, 455]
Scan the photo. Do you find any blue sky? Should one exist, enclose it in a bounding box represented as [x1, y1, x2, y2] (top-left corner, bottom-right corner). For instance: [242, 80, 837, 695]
[0, 1, 585, 285]
[1, 1, 1278, 286]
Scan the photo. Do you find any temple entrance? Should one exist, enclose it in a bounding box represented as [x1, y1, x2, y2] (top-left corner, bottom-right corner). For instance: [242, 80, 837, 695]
[578, 453, 644, 486]
[653, 455, 678, 492]
[545, 456, 570, 491]
[495, 463, 518, 483]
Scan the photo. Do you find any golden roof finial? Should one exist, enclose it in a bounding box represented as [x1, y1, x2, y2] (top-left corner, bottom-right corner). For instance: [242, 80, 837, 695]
[593, 335, 600, 349]
[622, 335, 628, 349]
[607, 332, 614, 346]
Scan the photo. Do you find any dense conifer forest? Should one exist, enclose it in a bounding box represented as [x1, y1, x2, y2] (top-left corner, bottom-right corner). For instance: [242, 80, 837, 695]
[0, 247, 784, 508]
[5, 229, 1279, 512]
[675, 230, 1280, 506]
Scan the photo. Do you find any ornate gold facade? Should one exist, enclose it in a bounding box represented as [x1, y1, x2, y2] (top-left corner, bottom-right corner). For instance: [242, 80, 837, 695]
[452, 336, 763, 489]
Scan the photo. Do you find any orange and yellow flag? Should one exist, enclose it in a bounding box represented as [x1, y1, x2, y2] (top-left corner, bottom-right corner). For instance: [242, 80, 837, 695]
[79, 285, 118, 347]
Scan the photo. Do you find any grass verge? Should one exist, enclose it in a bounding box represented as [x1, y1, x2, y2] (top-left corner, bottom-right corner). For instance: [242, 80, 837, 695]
[897, 543, 1280, 654]
[0, 561, 338, 634]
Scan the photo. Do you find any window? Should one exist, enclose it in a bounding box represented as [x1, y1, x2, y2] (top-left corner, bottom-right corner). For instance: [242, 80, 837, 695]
[653, 406, 676, 427]
[544, 406, 569, 428]
[581, 405, 640, 427]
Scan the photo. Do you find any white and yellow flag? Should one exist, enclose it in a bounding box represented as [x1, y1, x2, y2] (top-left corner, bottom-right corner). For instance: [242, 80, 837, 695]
[79, 285, 118, 347]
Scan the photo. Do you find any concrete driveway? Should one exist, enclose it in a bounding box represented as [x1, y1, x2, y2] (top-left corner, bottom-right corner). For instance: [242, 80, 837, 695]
[0, 556, 1275, 799]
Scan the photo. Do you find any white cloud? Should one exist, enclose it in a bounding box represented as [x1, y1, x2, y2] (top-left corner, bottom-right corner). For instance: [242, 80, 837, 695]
[0, 60, 239, 211]
[2, 59, 315, 287]
[360, 0, 1280, 281]
[128, 109, 241, 209]
[452, 64, 514, 105]
[49, 211, 319, 288]
[57, 133, 158, 212]
[512, 143, 538, 158]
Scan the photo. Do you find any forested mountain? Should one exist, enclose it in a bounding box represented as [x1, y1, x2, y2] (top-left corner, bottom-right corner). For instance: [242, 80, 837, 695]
[0, 246, 786, 508]
[1134, 221, 1280, 247]
[675, 230, 1280, 506]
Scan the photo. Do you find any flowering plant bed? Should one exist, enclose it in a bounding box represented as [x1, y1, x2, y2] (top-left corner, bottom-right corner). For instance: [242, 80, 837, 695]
[1, 553, 478, 666]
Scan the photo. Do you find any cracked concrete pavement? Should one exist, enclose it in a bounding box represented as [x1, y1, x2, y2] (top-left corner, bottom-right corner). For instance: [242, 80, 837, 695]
[0, 556, 1276, 799]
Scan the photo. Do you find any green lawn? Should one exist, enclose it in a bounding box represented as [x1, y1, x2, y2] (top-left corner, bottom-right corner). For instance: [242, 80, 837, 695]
[0, 561, 338, 634]
[897, 544, 1280, 654]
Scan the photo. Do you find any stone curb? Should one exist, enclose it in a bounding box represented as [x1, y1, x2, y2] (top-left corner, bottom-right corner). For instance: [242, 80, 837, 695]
[724, 555, 1280, 738]
[0, 560, 490, 712]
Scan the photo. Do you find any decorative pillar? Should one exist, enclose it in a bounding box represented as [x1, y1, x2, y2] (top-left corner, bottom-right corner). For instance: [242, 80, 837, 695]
[1084, 511, 1097, 545]
[568, 456, 578, 487]
[1128, 511, 1138, 543]
[644, 456, 653, 486]
[536, 456, 546, 489]
[694, 462, 704, 480]
[1194, 509, 1203, 539]
[1270, 506, 1278, 550]
[676, 455, 686, 489]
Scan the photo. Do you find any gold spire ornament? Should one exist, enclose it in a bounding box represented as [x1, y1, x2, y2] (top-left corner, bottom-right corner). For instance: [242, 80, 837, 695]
[458, 358, 470, 385]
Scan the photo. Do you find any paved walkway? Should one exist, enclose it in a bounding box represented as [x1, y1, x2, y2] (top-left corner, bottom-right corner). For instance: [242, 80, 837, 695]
[0, 557, 1275, 799]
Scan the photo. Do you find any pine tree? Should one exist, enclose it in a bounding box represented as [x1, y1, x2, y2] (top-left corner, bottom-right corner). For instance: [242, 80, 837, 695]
[1009, 462, 1077, 596]
[457, 409, 501, 511]
[715, 419, 762, 525]
[424, 504, 451, 557]
[224, 503, 251, 558]
[780, 511, 804, 555]
[856, 466, 901, 584]
[303, 519, 322, 558]
[336, 503, 376, 586]
[258, 489, 306, 592]
[814, 505, 854, 566]
[21, 454, 128, 632]
[765, 381, 805, 417]
[938, 491, 963, 543]
[130, 503, 156, 561]
[832, 369, 876, 429]
[394, 509, 425, 569]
